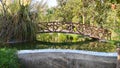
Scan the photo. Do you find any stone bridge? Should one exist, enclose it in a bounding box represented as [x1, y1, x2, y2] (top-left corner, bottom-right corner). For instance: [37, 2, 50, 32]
[38, 22, 111, 40]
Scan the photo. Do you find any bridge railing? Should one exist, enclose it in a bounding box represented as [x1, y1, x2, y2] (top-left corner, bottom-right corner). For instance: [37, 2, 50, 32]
[37, 22, 111, 40]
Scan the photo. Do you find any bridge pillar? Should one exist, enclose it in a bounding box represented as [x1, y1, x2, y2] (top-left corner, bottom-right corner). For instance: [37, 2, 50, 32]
[117, 47, 120, 68]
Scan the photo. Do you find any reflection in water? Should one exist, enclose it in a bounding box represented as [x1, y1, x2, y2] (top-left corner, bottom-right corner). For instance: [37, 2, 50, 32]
[1, 40, 116, 52]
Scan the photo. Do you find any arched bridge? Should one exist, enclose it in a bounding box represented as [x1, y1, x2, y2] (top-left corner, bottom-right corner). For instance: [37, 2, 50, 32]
[38, 22, 111, 40]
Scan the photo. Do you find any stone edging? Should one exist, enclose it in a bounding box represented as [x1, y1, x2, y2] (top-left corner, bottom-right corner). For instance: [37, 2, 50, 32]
[17, 49, 117, 57]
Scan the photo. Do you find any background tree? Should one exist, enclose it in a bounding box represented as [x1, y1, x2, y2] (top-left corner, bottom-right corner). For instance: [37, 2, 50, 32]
[53, 0, 120, 40]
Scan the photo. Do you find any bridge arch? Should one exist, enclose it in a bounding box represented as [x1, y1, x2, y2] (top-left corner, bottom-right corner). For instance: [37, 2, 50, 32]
[37, 22, 111, 40]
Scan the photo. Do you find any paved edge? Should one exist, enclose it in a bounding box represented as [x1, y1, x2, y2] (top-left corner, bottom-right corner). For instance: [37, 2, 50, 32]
[17, 49, 117, 57]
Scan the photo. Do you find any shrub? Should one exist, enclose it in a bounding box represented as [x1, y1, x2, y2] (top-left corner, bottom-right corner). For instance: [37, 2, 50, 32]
[0, 48, 20, 68]
[0, 0, 37, 42]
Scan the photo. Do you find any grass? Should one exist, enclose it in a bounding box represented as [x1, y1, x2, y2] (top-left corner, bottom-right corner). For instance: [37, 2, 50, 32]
[0, 48, 20, 68]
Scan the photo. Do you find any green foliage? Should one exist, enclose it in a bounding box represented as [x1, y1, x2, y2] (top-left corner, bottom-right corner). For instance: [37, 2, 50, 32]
[54, 1, 120, 40]
[0, 48, 19, 68]
[79, 42, 116, 52]
[51, 0, 120, 40]
[35, 33, 116, 52]
[0, 0, 39, 42]
[37, 33, 53, 42]
[58, 34, 67, 42]
[37, 33, 86, 43]
[0, 0, 118, 53]
[109, 0, 120, 3]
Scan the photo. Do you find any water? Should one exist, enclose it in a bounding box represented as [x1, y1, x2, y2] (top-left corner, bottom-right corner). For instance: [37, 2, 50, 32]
[0, 40, 116, 52]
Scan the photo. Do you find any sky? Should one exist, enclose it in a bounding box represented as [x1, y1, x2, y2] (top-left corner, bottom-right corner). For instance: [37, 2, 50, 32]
[34, 0, 58, 8]
[47, 0, 57, 8]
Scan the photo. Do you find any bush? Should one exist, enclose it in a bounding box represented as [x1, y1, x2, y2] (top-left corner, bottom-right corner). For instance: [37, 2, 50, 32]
[0, 48, 20, 68]
[0, 0, 37, 42]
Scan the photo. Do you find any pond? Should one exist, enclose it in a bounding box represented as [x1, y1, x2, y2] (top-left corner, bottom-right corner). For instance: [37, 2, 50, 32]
[0, 33, 117, 52]
[0, 40, 116, 52]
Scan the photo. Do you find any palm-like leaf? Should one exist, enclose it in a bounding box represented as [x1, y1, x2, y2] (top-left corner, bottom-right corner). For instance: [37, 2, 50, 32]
[0, 0, 45, 43]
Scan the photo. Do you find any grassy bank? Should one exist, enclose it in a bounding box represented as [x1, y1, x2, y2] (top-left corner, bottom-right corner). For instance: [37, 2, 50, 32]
[0, 48, 20, 68]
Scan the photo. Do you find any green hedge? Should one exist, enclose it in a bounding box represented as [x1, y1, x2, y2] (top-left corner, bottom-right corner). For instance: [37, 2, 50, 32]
[0, 48, 20, 68]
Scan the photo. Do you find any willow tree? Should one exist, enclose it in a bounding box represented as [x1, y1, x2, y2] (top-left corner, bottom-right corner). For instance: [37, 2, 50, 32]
[0, 0, 38, 43]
